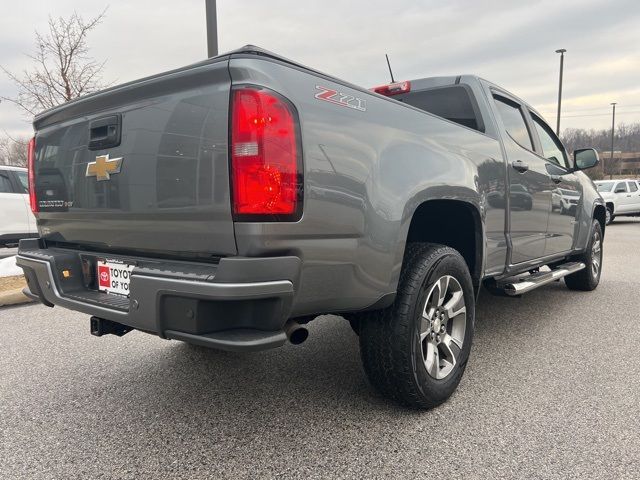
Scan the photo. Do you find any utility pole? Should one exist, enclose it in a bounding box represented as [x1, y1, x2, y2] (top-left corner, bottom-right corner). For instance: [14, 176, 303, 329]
[609, 102, 617, 180]
[555, 49, 566, 135]
[205, 0, 218, 57]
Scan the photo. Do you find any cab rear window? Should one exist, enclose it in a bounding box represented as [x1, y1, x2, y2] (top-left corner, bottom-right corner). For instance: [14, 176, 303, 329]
[397, 85, 485, 132]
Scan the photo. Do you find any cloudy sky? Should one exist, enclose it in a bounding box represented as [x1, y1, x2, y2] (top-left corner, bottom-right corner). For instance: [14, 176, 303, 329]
[1, 0, 639, 138]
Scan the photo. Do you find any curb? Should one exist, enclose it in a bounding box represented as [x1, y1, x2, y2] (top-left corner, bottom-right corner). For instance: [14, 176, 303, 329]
[0, 287, 35, 307]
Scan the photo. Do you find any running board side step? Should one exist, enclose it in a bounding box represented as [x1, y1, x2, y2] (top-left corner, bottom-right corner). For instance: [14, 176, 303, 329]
[499, 261, 586, 296]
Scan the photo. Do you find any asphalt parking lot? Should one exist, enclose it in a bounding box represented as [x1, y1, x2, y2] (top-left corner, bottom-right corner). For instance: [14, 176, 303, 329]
[1, 220, 639, 480]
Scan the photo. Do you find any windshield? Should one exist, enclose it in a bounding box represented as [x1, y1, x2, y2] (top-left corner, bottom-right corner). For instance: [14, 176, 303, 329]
[596, 182, 614, 192]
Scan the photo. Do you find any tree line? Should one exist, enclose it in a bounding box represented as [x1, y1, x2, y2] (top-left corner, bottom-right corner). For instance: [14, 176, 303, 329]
[561, 123, 640, 155]
[1, 8, 639, 175]
[561, 123, 640, 179]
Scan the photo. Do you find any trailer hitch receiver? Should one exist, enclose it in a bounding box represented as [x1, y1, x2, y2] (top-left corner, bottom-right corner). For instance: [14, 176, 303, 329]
[90, 316, 133, 337]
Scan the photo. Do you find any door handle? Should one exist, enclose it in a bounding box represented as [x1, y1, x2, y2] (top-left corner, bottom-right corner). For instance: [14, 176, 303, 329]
[512, 160, 529, 173]
[550, 174, 563, 184]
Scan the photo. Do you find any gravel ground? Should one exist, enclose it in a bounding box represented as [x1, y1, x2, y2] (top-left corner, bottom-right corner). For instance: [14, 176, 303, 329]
[1, 219, 639, 479]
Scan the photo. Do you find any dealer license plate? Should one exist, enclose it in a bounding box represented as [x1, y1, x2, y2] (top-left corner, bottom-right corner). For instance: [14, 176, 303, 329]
[96, 259, 134, 296]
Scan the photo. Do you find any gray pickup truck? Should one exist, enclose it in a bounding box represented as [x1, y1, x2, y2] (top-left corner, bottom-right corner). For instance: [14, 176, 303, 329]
[18, 46, 605, 408]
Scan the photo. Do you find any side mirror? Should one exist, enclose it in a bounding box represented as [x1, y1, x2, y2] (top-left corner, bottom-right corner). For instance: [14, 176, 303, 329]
[573, 148, 599, 171]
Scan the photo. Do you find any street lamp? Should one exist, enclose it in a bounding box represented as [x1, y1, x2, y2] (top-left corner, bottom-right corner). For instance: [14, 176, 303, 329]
[610, 102, 617, 180]
[555, 49, 566, 135]
[205, 0, 218, 57]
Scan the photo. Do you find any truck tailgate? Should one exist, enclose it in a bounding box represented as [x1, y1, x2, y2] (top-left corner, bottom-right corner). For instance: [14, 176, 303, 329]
[32, 59, 236, 257]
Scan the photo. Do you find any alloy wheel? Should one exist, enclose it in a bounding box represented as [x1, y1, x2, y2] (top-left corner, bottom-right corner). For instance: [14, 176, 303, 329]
[591, 229, 602, 278]
[419, 275, 467, 380]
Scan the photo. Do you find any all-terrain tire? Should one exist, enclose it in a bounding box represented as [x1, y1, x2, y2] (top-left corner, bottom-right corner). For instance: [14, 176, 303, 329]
[565, 220, 603, 291]
[359, 243, 475, 409]
[606, 206, 614, 225]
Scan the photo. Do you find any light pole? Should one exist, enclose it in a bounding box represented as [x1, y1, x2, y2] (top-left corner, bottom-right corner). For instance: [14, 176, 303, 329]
[609, 102, 617, 180]
[555, 49, 566, 135]
[205, 0, 218, 57]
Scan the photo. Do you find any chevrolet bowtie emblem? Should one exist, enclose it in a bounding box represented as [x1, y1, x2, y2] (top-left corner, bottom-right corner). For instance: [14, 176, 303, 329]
[86, 154, 123, 181]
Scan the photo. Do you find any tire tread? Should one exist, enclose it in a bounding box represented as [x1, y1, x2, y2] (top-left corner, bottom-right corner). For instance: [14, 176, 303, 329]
[360, 243, 473, 408]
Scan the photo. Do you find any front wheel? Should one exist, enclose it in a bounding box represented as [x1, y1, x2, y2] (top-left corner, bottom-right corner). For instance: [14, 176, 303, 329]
[565, 220, 603, 291]
[605, 207, 614, 225]
[359, 243, 475, 409]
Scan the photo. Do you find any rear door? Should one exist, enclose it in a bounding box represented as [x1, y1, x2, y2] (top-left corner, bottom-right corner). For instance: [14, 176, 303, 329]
[613, 181, 631, 212]
[627, 181, 640, 213]
[12, 169, 37, 234]
[491, 93, 551, 264]
[527, 111, 581, 256]
[0, 169, 31, 237]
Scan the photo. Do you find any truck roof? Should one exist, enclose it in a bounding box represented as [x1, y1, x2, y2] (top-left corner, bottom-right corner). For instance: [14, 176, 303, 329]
[33, 45, 543, 132]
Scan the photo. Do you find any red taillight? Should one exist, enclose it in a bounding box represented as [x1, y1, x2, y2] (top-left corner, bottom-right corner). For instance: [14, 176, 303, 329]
[370, 81, 411, 97]
[27, 136, 38, 213]
[231, 87, 301, 218]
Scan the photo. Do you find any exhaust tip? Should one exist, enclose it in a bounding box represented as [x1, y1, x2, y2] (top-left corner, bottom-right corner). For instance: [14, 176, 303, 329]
[289, 326, 309, 345]
[284, 320, 309, 345]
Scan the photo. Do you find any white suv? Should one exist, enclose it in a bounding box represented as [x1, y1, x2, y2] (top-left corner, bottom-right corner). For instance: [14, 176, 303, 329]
[595, 179, 640, 224]
[0, 165, 38, 247]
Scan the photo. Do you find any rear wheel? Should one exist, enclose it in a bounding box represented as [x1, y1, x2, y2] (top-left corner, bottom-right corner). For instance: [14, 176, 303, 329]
[565, 220, 603, 291]
[359, 243, 474, 409]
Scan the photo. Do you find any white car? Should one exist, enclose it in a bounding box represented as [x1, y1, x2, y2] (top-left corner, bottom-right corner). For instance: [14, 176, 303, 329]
[595, 179, 640, 224]
[0, 165, 38, 247]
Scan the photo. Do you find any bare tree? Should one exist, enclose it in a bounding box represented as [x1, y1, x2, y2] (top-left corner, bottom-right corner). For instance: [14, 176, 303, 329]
[562, 122, 640, 154]
[0, 135, 28, 167]
[1, 9, 108, 116]
[561, 122, 640, 180]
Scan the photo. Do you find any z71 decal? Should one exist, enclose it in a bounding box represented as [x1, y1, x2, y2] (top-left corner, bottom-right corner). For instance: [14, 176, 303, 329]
[314, 86, 366, 112]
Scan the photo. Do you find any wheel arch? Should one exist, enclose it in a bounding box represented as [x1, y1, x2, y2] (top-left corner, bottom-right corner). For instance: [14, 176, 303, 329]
[593, 203, 606, 239]
[605, 201, 615, 213]
[398, 198, 484, 292]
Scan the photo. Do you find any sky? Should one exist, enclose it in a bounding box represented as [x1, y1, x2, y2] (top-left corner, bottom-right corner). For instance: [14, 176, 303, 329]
[1, 0, 640, 139]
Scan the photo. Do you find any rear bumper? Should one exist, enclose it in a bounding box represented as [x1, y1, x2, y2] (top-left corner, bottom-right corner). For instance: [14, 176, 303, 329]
[17, 239, 301, 351]
[0, 232, 38, 247]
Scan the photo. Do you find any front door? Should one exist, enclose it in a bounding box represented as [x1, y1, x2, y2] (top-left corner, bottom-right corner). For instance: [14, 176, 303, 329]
[527, 112, 582, 256]
[625, 181, 640, 213]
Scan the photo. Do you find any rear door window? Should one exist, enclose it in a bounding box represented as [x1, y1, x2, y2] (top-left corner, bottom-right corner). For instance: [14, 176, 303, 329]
[15, 171, 28, 193]
[628, 181, 638, 192]
[492, 96, 533, 150]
